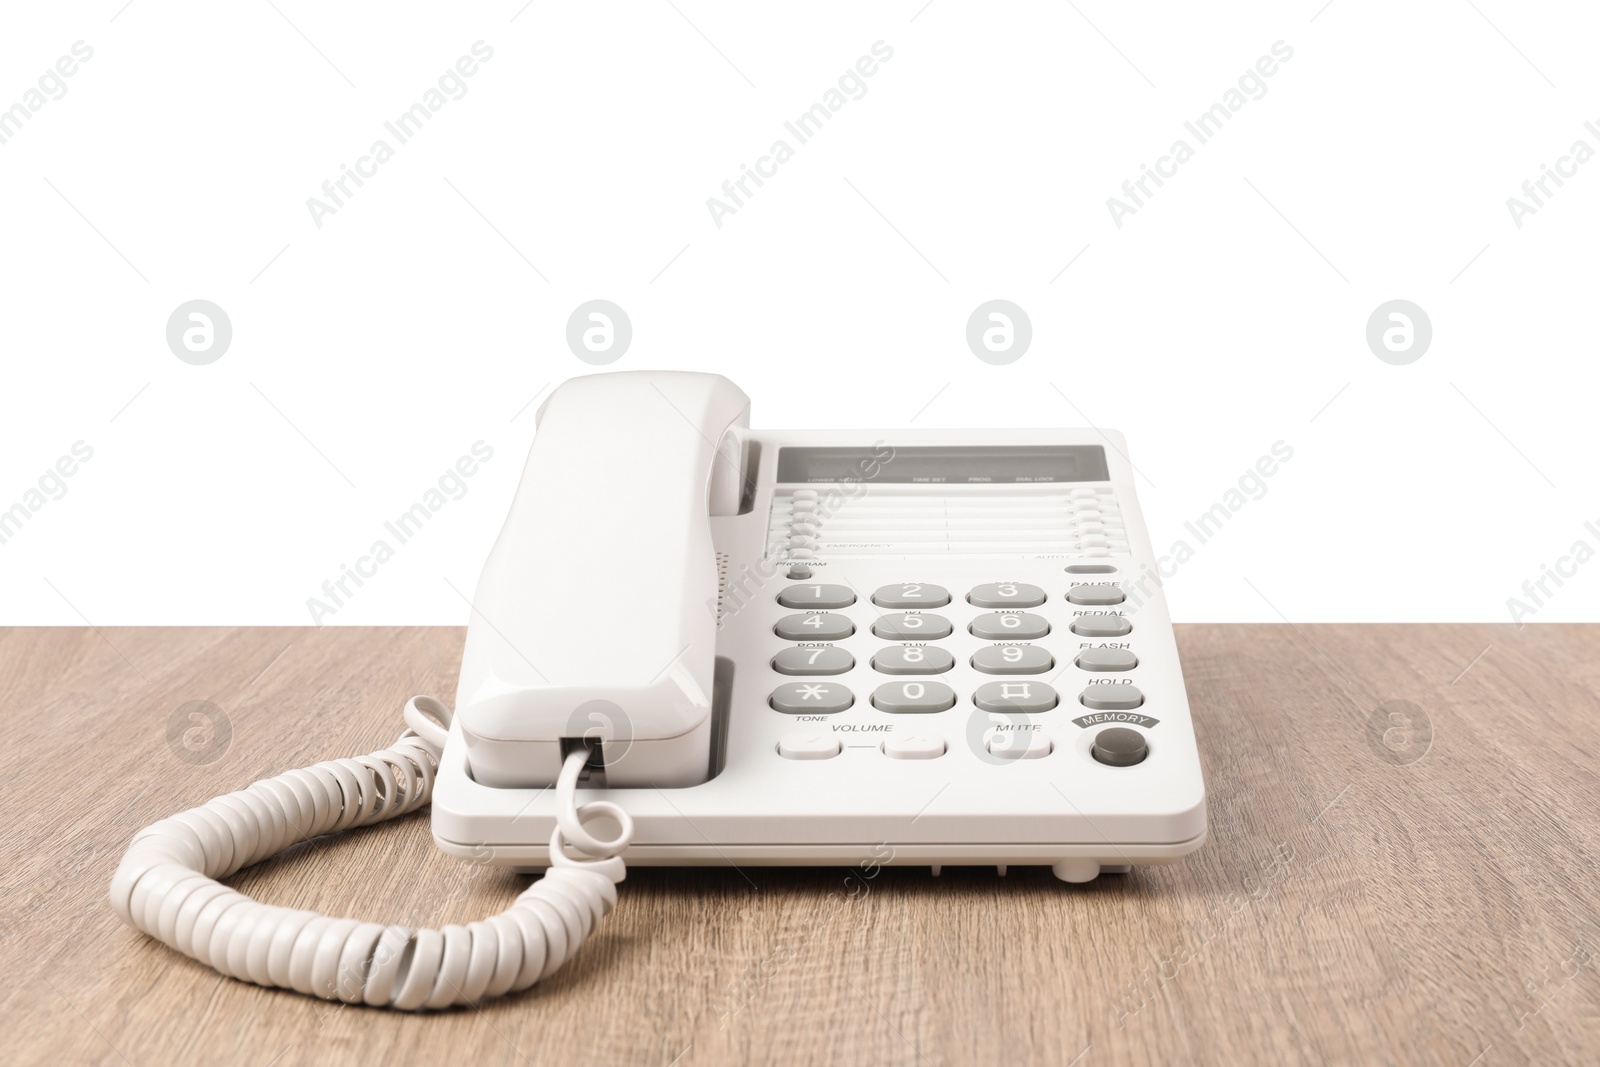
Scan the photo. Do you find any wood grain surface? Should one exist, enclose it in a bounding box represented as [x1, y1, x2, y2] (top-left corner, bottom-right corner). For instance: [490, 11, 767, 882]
[2, 625, 1597, 1067]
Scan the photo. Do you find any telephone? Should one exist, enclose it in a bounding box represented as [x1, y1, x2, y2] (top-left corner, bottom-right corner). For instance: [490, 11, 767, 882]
[110, 370, 1206, 1010]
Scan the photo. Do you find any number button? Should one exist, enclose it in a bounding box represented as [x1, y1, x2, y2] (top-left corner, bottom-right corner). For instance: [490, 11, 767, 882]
[967, 582, 1045, 608]
[970, 645, 1053, 675]
[872, 613, 953, 640]
[871, 681, 957, 713]
[871, 583, 951, 608]
[774, 613, 854, 641]
[973, 680, 1059, 714]
[776, 584, 855, 609]
[1075, 648, 1138, 672]
[769, 682, 854, 715]
[1067, 585, 1125, 606]
[968, 612, 1050, 640]
[1070, 615, 1132, 637]
[872, 645, 955, 675]
[772, 646, 855, 676]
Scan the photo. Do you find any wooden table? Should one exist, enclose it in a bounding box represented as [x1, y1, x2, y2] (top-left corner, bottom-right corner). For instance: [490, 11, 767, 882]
[3, 625, 1597, 1066]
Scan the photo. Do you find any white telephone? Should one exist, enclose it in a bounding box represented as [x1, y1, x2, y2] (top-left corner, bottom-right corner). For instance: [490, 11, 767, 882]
[110, 370, 1206, 1010]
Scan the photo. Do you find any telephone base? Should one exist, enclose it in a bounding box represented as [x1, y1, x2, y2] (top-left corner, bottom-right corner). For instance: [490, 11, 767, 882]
[434, 832, 1207, 883]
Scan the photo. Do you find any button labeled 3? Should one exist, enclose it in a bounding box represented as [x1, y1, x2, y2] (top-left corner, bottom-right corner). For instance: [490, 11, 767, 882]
[967, 582, 1045, 608]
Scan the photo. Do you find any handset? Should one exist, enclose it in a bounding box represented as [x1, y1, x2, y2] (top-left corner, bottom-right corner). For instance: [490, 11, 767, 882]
[453, 371, 750, 787]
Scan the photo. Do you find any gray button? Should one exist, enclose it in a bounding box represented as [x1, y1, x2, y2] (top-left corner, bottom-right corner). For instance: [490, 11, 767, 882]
[971, 645, 1053, 675]
[774, 613, 854, 641]
[777, 583, 856, 609]
[973, 680, 1058, 714]
[872, 645, 954, 675]
[1067, 585, 1125, 606]
[772, 646, 854, 676]
[871, 583, 951, 608]
[1079, 684, 1144, 711]
[786, 565, 813, 580]
[968, 612, 1050, 640]
[769, 682, 854, 715]
[1075, 648, 1138, 672]
[1092, 727, 1148, 766]
[1070, 615, 1132, 637]
[872, 613, 953, 640]
[966, 582, 1046, 608]
[1065, 564, 1117, 574]
[871, 680, 956, 713]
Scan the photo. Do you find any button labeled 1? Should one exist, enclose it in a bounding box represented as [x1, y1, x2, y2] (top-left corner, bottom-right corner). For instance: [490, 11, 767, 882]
[777, 584, 855, 609]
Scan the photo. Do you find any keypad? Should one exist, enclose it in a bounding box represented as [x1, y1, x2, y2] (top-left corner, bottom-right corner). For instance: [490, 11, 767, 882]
[872, 680, 957, 713]
[970, 645, 1052, 675]
[872, 645, 955, 675]
[765, 572, 1148, 746]
[973, 680, 1058, 714]
[772, 646, 854, 676]
[774, 613, 854, 641]
[969, 612, 1050, 640]
[872, 613, 953, 640]
[770, 682, 854, 715]
[872, 583, 951, 608]
[966, 582, 1045, 608]
[1070, 615, 1132, 637]
[777, 584, 856, 609]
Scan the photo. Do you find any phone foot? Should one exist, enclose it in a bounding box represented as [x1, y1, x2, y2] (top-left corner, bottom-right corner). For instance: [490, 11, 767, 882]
[1051, 859, 1102, 883]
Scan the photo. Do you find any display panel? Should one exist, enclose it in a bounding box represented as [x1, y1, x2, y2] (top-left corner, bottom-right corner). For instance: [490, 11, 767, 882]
[776, 445, 1110, 485]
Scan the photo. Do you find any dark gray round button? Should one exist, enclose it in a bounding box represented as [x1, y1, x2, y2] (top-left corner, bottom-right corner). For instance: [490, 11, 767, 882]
[1092, 727, 1148, 766]
[777, 583, 855, 609]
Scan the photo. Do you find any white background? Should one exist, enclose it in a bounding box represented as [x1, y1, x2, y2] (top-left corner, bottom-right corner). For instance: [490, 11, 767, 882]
[2, 1, 1596, 625]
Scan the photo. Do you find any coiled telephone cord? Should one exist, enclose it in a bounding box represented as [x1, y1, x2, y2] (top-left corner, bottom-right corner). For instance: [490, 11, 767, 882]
[108, 697, 632, 1010]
